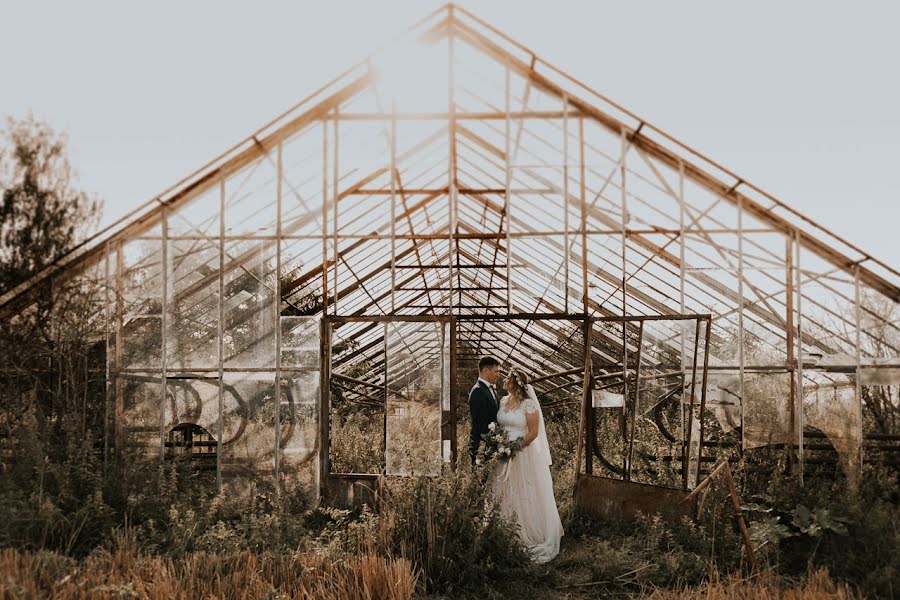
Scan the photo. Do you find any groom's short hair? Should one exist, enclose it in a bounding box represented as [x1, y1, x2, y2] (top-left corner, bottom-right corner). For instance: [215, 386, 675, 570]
[478, 356, 500, 372]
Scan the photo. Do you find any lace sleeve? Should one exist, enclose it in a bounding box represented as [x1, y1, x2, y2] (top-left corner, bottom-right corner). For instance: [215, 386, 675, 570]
[523, 395, 540, 415]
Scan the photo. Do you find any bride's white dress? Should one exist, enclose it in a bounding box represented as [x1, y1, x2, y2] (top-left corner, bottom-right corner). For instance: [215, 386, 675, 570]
[489, 388, 563, 563]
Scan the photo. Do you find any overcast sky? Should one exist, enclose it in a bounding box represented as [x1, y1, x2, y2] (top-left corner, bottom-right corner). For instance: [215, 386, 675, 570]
[2, 0, 898, 270]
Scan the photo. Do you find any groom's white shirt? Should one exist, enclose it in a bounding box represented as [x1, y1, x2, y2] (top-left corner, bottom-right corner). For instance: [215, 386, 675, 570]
[477, 377, 497, 402]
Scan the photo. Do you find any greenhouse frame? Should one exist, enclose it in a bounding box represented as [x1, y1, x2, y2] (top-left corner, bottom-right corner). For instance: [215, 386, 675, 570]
[1, 4, 897, 505]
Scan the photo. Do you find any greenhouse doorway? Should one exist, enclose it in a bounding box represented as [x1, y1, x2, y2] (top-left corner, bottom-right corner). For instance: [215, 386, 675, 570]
[321, 315, 455, 506]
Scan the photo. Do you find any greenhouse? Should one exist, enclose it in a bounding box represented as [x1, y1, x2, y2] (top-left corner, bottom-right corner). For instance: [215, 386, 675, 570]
[1, 4, 897, 510]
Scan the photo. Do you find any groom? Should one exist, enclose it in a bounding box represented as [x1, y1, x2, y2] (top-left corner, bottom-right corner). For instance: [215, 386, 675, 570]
[469, 355, 501, 464]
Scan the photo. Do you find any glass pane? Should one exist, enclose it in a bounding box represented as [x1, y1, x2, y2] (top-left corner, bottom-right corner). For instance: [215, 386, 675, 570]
[162, 377, 220, 473]
[281, 316, 319, 368]
[743, 372, 793, 449]
[121, 376, 161, 457]
[280, 370, 320, 501]
[166, 239, 219, 369]
[803, 373, 860, 480]
[120, 240, 162, 370]
[223, 240, 277, 368]
[220, 373, 277, 491]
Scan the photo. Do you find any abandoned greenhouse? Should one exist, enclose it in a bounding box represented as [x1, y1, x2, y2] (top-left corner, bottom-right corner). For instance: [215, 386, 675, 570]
[1, 4, 897, 511]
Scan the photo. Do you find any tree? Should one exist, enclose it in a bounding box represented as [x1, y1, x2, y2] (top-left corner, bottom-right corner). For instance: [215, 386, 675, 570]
[0, 114, 101, 295]
[0, 115, 103, 439]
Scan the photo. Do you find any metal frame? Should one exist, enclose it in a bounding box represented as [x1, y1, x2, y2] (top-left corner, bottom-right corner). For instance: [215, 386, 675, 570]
[1, 5, 897, 495]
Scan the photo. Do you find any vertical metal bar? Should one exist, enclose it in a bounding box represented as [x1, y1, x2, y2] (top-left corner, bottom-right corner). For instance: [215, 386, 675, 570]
[579, 117, 588, 316]
[795, 233, 804, 479]
[448, 21, 457, 313]
[319, 319, 331, 500]
[440, 321, 447, 462]
[159, 206, 169, 461]
[562, 94, 570, 313]
[678, 163, 686, 452]
[332, 107, 340, 315]
[854, 266, 863, 474]
[321, 119, 329, 316]
[103, 243, 111, 470]
[114, 244, 124, 461]
[217, 178, 225, 492]
[274, 141, 283, 490]
[737, 197, 745, 455]
[684, 318, 701, 490]
[575, 318, 592, 478]
[449, 315, 458, 465]
[619, 128, 628, 318]
[586, 326, 595, 475]
[390, 99, 397, 314]
[580, 122, 592, 475]
[698, 317, 712, 477]
[383, 322, 389, 472]
[504, 57, 512, 313]
[785, 235, 795, 473]
[626, 320, 644, 480]
[619, 128, 628, 479]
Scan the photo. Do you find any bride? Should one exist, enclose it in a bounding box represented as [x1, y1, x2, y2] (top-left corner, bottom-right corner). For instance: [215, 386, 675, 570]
[489, 368, 563, 563]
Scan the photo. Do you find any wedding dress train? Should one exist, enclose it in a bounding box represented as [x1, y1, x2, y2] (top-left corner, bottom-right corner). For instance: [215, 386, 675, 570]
[489, 385, 563, 563]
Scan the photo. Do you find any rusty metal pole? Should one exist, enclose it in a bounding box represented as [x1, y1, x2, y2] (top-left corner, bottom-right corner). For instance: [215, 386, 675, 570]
[683, 318, 701, 490]
[626, 320, 644, 480]
[574, 318, 593, 482]
[698, 317, 712, 478]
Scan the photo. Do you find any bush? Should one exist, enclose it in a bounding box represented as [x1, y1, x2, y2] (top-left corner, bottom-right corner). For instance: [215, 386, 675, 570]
[0, 422, 116, 555]
[378, 467, 533, 594]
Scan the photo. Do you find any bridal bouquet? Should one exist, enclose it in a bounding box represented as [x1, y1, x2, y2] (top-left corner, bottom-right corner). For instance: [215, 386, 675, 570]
[478, 421, 523, 464]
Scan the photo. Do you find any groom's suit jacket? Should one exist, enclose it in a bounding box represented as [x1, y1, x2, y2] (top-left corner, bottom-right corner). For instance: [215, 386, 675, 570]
[469, 379, 499, 463]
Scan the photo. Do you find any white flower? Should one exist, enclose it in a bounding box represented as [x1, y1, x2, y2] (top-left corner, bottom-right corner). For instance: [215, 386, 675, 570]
[488, 422, 496, 431]
[502, 447, 511, 456]
[498, 445, 507, 453]
[475, 458, 482, 465]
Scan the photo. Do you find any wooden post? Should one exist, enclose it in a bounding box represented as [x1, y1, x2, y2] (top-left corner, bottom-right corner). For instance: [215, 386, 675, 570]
[684, 459, 757, 573]
[723, 462, 758, 573]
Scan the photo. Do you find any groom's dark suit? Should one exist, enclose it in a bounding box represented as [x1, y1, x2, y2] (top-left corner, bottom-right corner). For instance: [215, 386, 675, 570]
[469, 379, 499, 463]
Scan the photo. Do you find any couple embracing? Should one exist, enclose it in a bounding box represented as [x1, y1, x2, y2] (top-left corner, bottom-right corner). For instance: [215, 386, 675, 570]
[469, 356, 563, 564]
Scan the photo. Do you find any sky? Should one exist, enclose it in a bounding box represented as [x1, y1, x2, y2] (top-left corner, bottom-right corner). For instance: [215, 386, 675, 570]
[2, 0, 898, 270]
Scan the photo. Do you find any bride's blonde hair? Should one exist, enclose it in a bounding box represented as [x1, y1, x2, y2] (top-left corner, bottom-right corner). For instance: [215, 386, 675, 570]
[507, 369, 529, 399]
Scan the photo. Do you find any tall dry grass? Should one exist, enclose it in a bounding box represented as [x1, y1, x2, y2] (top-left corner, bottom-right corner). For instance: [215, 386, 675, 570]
[637, 569, 859, 600]
[0, 544, 418, 600]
